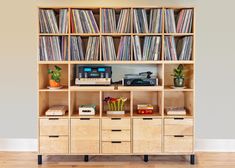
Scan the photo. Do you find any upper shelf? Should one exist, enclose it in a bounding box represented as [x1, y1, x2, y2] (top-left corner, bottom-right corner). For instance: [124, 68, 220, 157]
[37, 61, 194, 64]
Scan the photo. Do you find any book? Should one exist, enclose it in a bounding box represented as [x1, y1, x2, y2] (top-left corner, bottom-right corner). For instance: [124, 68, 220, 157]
[39, 9, 68, 33]
[117, 9, 131, 33]
[133, 9, 148, 33]
[133, 36, 161, 60]
[149, 9, 162, 33]
[71, 9, 99, 33]
[102, 9, 117, 33]
[40, 36, 68, 61]
[164, 36, 177, 60]
[166, 107, 186, 115]
[176, 9, 193, 33]
[45, 105, 68, 116]
[164, 9, 176, 33]
[117, 36, 131, 60]
[102, 36, 116, 60]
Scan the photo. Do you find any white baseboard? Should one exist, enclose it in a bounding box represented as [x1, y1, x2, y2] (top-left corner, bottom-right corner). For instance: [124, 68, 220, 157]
[0, 138, 235, 152]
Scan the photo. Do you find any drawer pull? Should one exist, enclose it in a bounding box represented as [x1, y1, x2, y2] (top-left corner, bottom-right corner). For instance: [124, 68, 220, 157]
[174, 118, 184, 120]
[49, 136, 59, 138]
[111, 141, 121, 143]
[111, 129, 122, 132]
[174, 135, 184, 137]
[143, 118, 153, 120]
[111, 118, 121, 120]
[48, 118, 59, 120]
[80, 118, 90, 120]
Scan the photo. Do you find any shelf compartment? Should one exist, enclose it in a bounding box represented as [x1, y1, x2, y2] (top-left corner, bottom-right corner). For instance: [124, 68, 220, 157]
[39, 64, 68, 90]
[132, 91, 162, 117]
[39, 91, 69, 117]
[70, 91, 100, 117]
[164, 91, 193, 117]
[164, 64, 194, 89]
[102, 91, 131, 117]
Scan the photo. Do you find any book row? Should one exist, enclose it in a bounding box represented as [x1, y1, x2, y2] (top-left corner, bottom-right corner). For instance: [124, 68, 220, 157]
[39, 8, 194, 34]
[39, 36, 193, 61]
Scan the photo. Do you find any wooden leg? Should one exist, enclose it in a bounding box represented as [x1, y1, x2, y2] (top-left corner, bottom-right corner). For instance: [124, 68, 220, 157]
[84, 155, 89, 162]
[190, 154, 195, 165]
[144, 155, 149, 162]
[38, 155, 42, 165]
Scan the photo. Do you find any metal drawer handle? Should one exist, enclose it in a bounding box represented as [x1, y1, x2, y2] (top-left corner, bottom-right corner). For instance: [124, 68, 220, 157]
[174, 118, 184, 120]
[143, 118, 153, 120]
[80, 118, 90, 120]
[174, 135, 184, 138]
[49, 136, 59, 138]
[111, 129, 122, 132]
[111, 141, 121, 143]
[49, 118, 59, 120]
[111, 118, 121, 120]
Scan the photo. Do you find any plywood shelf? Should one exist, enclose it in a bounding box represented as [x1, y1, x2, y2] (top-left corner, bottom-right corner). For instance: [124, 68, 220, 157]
[71, 113, 100, 118]
[132, 112, 162, 118]
[39, 86, 69, 92]
[164, 86, 193, 91]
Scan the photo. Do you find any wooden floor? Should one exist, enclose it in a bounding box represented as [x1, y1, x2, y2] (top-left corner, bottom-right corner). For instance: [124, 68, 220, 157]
[0, 152, 235, 168]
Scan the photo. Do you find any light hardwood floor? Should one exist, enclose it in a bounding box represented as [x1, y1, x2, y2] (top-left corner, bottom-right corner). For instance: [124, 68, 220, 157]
[0, 152, 235, 168]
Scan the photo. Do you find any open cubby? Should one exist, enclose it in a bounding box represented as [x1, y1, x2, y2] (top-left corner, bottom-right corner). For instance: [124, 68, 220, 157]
[70, 91, 100, 117]
[70, 8, 100, 34]
[39, 91, 69, 117]
[39, 64, 68, 90]
[132, 91, 162, 117]
[164, 91, 193, 117]
[102, 91, 131, 117]
[164, 64, 194, 89]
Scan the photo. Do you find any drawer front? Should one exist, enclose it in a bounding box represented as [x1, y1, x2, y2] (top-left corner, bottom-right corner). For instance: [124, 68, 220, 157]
[102, 118, 130, 130]
[164, 118, 193, 135]
[71, 119, 99, 154]
[40, 118, 68, 136]
[102, 130, 130, 141]
[40, 136, 68, 154]
[133, 118, 162, 153]
[164, 136, 193, 153]
[102, 141, 130, 154]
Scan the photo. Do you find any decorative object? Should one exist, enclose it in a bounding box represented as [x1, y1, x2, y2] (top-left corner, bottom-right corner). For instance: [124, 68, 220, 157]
[48, 65, 62, 88]
[104, 97, 127, 115]
[45, 105, 68, 116]
[172, 64, 185, 87]
[137, 104, 154, 114]
[79, 104, 96, 116]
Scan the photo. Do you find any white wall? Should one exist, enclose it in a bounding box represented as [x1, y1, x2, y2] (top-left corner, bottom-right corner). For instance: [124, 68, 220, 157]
[0, 0, 235, 139]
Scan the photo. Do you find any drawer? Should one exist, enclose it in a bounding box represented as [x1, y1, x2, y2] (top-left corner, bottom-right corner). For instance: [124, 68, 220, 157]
[164, 135, 193, 153]
[40, 118, 68, 136]
[102, 118, 130, 130]
[71, 118, 99, 154]
[164, 118, 193, 135]
[133, 118, 161, 153]
[102, 141, 130, 154]
[40, 136, 68, 154]
[102, 130, 130, 141]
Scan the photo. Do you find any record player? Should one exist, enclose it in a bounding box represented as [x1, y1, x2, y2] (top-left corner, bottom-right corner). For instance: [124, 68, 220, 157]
[122, 71, 158, 86]
[74, 65, 112, 86]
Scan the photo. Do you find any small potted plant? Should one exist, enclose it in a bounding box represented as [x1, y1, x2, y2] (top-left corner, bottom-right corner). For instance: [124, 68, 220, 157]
[104, 96, 127, 115]
[172, 64, 185, 87]
[48, 65, 62, 88]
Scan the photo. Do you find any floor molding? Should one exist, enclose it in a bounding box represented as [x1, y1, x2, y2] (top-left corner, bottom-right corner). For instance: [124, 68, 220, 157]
[0, 138, 235, 152]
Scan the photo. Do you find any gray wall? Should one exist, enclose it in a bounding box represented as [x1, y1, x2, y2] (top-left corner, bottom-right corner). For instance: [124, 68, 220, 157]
[0, 0, 234, 139]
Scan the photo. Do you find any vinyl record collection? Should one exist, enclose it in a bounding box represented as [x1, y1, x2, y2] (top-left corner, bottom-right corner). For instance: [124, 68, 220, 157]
[71, 9, 99, 33]
[39, 9, 68, 33]
[102, 9, 131, 33]
[133, 36, 161, 60]
[165, 9, 193, 33]
[164, 36, 193, 60]
[39, 36, 68, 61]
[71, 36, 100, 60]
[133, 8, 162, 33]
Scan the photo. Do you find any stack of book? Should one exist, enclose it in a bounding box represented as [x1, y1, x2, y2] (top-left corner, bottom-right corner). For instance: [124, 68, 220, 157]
[149, 9, 163, 33]
[39, 36, 68, 61]
[164, 36, 192, 60]
[102, 9, 117, 33]
[165, 9, 193, 33]
[102, 36, 116, 60]
[71, 36, 100, 61]
[71, 9, 99, 33]
[133, 36, 161, 60]
[117, 9, 131, 33]
[133, 9, 148, 33]
[166, 107, 186, 116]
[117, 36, 131, 60]
[39, 9, 68, 33]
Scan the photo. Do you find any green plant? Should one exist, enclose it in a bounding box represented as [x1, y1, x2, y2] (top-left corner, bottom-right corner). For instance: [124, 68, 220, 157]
[48, 65, 62, 82]
[172, 64, 184, 79]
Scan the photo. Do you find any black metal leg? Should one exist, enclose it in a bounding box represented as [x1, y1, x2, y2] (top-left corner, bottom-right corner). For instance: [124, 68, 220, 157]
[84, 155, 89, 162]
[38, 155, 42, 165]
[144, 155, 149, 162]
[190, 154, 195, 165]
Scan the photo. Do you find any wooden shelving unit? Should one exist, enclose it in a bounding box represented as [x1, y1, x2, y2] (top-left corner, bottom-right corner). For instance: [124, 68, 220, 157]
[37, 6, 195, 164]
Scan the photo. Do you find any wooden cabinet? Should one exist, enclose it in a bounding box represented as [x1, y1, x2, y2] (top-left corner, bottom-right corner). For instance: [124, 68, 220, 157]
[71, 118, 100, 154]
[133, 118, 162, 154]
[40, 136, 68, 154]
